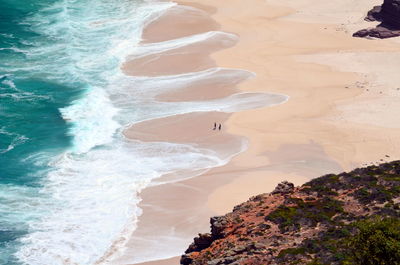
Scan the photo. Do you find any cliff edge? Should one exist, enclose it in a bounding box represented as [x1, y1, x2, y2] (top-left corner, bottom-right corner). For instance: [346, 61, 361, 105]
[181, 161, 400, 265]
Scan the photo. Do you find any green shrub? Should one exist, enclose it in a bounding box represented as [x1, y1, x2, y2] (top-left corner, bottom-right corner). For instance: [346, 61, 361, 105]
[266, 198, 343, 232]
[277, 247, 307, 258]
[349, 217, 400, 265]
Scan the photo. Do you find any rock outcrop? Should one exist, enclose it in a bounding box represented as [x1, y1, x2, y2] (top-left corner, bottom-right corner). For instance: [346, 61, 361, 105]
[353, 0, 400, 38]
[181, 161, 400, 265]
[381, 0, 400, 27]
[365, 5, 383, 22]
[271, 180, 294, 195]
[353, 26, 400, 38]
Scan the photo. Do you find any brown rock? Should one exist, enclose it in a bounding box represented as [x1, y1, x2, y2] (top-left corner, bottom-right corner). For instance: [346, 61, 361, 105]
[353, 27, 400, 38]
[185, 233, 213, 253]
[352, 29, 370, 37]
[210, 216, 228, 239]
[365, 5, 382, 21]
[272, 181, 295, 195]
[180, 255, 193, 265]
[369, 27, 400, 38]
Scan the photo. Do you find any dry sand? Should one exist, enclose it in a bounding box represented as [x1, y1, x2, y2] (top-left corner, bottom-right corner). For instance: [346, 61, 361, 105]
[116, 0, 400, 264]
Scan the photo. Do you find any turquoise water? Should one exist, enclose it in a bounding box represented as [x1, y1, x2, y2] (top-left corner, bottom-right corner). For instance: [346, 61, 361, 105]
[0, 1, 81, 263]
[0, 0, 158, 263]
[0, 1, 79, 183]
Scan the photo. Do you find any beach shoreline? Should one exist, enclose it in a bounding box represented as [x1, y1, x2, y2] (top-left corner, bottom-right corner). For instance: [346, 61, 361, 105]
[116, 0, 400, 264]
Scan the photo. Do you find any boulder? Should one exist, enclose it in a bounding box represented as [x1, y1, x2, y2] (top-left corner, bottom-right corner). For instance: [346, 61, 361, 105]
[272, 181, 295, 195]
[210, 216, 228, 239]
[353, 29, 370, 37]
[353, 27, 400, 38]
[185, 233, 214, 253]
[180, 255, 193, 265]
[365, 5, 382, 21]
[369, 26, 400, 38]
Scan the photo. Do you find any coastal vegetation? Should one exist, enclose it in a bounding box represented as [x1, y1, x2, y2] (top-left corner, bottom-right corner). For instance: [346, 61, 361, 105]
[181, 161, 400, 265]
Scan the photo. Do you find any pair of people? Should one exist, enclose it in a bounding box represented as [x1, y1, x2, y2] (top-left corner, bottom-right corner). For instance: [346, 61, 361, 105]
[213, 122, 222, 131]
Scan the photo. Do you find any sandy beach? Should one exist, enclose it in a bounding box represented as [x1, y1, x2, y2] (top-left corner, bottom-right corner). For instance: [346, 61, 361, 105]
[115, 0, 400, 264]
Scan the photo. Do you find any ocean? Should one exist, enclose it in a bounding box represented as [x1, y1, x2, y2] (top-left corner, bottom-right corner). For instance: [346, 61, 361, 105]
[0, 0, 176, 264]
[0, 0, 288, 264]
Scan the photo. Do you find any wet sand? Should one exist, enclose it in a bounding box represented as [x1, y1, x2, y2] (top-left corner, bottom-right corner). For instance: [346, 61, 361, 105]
[155, 68, 252, 102]
[121, 31, 237, 76]
[141, 5, 219, 43]
[113, 3, 259, 264]
[124, 112, 236, 149]
[115, 0, 400, 264]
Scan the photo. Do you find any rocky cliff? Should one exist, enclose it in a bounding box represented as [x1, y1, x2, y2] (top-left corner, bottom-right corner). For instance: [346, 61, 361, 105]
[354, 0, 400, 38]
[181, 161, 400, 265]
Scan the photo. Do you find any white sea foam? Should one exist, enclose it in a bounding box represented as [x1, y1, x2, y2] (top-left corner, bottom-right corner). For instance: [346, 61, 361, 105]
[0, 47, 27, 53]
[113, 89, 288, 126]
[0, 184, 44, 229]
[0, 77, 51, 101]
[127, 30, 238, 60]
[16, 139, 230, 265]
[14, 1, 179, 264]
[0, 135, 28, 154]
[60, 88, 120, 153]
[114, 67, 256, 99]
[1, 78, 17, 90]
[0, 127, 29, 154]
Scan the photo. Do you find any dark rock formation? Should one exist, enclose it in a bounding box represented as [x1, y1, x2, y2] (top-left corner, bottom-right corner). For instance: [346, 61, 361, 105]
[185, 233, 213, 253]
[353, 26, 400, 38]
[181, 161, 400, 265]
[365, 5, 382, 21]
[272, 181, 294, 195]
[210, 216, 228, 239]
[353, 28, 371, 37]
[354, 0, 400, 38]
[381, 0, 400, 27]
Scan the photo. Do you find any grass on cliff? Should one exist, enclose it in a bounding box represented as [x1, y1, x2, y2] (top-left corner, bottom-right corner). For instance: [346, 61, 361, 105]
[265, 197, 344, 232]
[277, 217, 400, 265]
[302, 162, 400, 205]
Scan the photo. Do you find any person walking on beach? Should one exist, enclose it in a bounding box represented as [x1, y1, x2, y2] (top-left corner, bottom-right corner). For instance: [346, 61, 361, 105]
[218, 124, 222, 131]
[213, 122, 217, 130]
